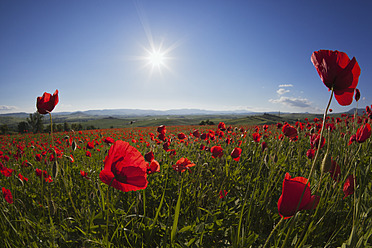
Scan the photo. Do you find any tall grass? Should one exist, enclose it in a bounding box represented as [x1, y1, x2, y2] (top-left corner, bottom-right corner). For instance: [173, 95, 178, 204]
[0, 120, 371, 247]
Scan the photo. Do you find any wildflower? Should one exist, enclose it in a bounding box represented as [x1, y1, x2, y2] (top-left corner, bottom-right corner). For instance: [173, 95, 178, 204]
[282, 124, 298, 141]
[172, 157, 195, 173]
[230, 147, 242, 161]
[36, 90, 59, 114]
[0, 162, 13, 177]
[219, 190, 228, 199]
[147, 160, 160, 174]
[311, 50, 361, 106]
[99, 140, 148, 192]
[87, 141, 94, 149]
[218, 122, 226, 131]
[252, 132, 261, 143]
[35, 168, 53, 183]
[192, 129, 200, 138]
[144, 151, 154, 163]
[343, 175, 355, 199]
[261, 141, 267, 152]
[104, 137, 115, 144]
[278, 173, 319, 219]
[2, 187, 13, 204]
[211, 146, 223, 158]
[306, 149, 315, 159]
[18, 173, 29, 182]
[86, 151, 92, 157]
[329, 160, 341, 182]
[80, 170, 90, 180]
[355, 123, 371, 143]
[177, 132, 187, 140]
[310, 134, 325, 149]
[157, 125, 166, 134]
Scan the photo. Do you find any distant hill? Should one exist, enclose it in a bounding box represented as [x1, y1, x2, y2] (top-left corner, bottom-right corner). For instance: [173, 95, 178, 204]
[346, 108, 365, 116]
[73, 108, 256, 116]
[2, 107, 366, 119]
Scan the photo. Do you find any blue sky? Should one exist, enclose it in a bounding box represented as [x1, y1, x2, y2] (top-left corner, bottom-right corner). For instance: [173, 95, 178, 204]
[1, 0, 372, 114]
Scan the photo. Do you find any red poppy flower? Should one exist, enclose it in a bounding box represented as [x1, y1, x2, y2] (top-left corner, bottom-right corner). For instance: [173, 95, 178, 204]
[355, 123, 371, 143]
[177, 132, 187, 140]
[144, 151, 154, 163]
[343, 175, 355, 199]
[172, 157, 195, 173]
[99, 140, 148, 192]
[306, 149, 315, 159]
[104, 137, 115, 144]
[252, 132, 261, 143]
[277, 173, 319, 219]
[261, 141, 267, 152]
[157, 125, 166, 134]
[310, 134, 325, 149]
[282, 124, 298, 141]
[168, 149, 176, 156]
[211, 146, 223, 158]
[230, 147, 242, 161]
[219, 190, 228, 199]
[311, 50, 361, 106]
[18, 173, 29, 182]
[37, 90, 59, 114]
[218, 122, 226, 131]
[80, 170, 90, 180]
[147, 160, 160, 174]
[86, 151, 92, 157]
[35, 168, 53, 183]
[192, 129, 200, 138]
[87, 141, 94, 149]
[158, 133, 167, 142]
[0, 162, 13, 177]
[200, 133, 209, 140]
[163, 141, 171, 152]
[329, 160, 341, 182]
[2, 187, 13, 204]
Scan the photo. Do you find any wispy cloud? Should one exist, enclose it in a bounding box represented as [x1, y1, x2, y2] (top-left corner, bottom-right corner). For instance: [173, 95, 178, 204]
[277, 88, 290, 95]
[278, 84, 293, 88]
[269, 96, 312, 108]
[0, 105, 18, 112]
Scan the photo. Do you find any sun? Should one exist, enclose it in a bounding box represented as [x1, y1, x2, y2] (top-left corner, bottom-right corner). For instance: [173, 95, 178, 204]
[141, 43, 174, 76]
[147, 49, 165, 67]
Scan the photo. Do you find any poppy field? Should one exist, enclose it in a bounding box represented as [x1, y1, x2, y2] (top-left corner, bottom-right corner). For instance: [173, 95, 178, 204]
[1, 50, 372, 247]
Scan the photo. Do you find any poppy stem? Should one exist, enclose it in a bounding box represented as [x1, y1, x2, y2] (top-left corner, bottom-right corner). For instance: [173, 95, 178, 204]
[282, 88, 334, 248]
[307, 88, 334, 183]
[104, 178, 115, 245]
[263, 217, 284, 248]
[48, 112, 54, 147]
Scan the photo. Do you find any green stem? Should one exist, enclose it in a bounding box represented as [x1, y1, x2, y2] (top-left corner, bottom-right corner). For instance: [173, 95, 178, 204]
[263, 217, 284, 248]
[281, 88, 334, 248]
[307, 88, 334, 181]
[48, 112, 54, 147]
[105, 178, 115, 246]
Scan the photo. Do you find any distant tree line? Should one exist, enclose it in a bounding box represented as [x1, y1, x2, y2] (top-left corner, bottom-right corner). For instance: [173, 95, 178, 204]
[199, 119, 215, 125]
[7, 112, 97, 134]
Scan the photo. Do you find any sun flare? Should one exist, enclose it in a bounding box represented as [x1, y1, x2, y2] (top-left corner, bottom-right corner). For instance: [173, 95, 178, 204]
[147, 49, 165, 67]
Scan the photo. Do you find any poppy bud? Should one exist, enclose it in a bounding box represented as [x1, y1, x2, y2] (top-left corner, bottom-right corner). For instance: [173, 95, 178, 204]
[321, 153, 332, 174]
[355, 88, 360, 102]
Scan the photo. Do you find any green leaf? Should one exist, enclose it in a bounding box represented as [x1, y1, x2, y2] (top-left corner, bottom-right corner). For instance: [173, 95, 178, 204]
[171, 178, 183, 244]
